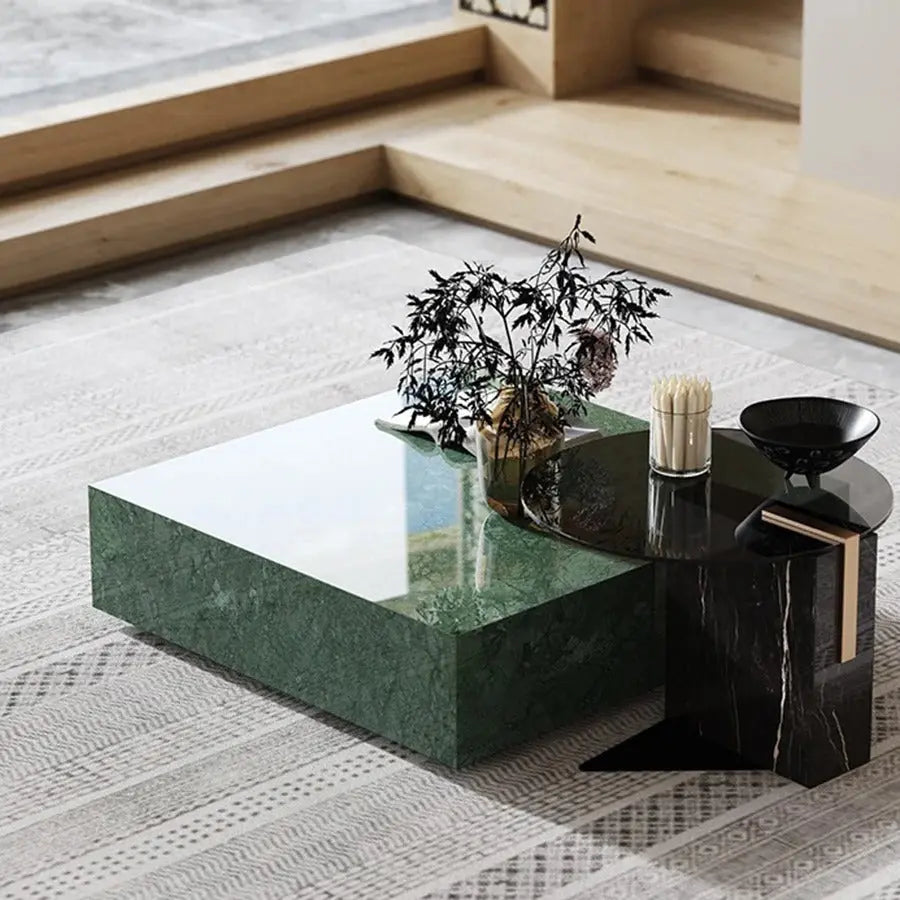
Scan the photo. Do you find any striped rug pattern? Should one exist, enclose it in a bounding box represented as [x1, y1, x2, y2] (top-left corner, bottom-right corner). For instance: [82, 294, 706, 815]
[1, 236, 898, 899]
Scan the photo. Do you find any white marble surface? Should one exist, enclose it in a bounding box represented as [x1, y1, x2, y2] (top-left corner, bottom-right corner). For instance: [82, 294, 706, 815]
[137, 0, 428, 36]
[0, 0, 239, 93]
[0, 0, 444, 114]
[3, 200, 899, 394]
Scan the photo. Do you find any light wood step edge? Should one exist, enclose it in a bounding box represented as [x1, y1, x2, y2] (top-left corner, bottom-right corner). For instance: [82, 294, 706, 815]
[634, 5, 801, 110]
[642, 70, 799, 118]
[0, 152, 386, 298]
[4, 81, 898, 350]
[0, 87, 522, 297]
[0, 20, 485, 194]
[383, 146, 900, 350]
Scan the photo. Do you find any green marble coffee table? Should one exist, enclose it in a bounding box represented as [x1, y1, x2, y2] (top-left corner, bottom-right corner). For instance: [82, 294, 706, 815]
[89, 392, 660, 767]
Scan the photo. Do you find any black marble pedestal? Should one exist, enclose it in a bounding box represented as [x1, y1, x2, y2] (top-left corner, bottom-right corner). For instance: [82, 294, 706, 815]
[667, 538, 876, 786]
[584, 537, 878, 787]
[523, 429, 893, 786]
[522, 429, 892, 789]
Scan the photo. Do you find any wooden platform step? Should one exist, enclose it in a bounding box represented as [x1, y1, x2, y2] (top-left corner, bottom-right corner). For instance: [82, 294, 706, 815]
[634, 0, 802, 112]
[386, 84, 900, 349]
[0, 21, 484, 195]
[2, 81, 899, 349]
[0, 88, 528, 297]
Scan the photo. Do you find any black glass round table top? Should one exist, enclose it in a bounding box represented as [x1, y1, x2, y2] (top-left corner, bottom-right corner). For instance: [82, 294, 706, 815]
[521, 429, 893, 564]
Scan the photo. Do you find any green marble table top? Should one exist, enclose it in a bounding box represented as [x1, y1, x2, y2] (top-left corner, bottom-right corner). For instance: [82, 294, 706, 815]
[93, 392, 647, 634]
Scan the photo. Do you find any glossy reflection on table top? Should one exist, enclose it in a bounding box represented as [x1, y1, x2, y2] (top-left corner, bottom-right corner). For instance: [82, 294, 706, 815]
[522, 429, 893, 564]
[92, 392, 643, 631]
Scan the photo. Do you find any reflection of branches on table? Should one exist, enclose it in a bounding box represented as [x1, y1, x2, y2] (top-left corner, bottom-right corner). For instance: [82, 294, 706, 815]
[566, 456, 617, 531]
[525, 451, 632, 545]
[522, 457, 562, 528]
[560, 452, 632, 541]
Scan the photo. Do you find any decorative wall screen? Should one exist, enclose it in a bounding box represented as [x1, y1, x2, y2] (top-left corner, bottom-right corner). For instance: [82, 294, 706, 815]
[459, 0, 548, 29]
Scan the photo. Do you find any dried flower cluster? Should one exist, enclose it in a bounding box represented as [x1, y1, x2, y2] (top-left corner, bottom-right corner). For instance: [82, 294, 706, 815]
[575, 327, 618, 393]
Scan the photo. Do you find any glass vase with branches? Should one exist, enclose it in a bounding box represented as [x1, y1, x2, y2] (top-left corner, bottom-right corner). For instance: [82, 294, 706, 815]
[372, 216, 667, 515]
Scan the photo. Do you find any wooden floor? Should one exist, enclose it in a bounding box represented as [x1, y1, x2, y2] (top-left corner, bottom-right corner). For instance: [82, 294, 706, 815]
[635, 0, 802, 111]
[3, 73, 900, 348]
[386, 82, 900, 348]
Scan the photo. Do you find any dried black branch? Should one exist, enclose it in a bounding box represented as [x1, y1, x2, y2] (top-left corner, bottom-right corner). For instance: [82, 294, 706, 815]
[371, 216, 664, 448]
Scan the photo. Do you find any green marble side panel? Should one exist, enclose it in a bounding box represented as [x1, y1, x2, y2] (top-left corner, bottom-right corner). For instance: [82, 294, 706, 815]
[89, 489, 459, 765]
[453, 514, 660, 765]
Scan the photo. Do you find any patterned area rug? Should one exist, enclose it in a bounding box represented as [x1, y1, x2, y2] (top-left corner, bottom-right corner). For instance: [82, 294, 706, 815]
[1, 236, 899, 899]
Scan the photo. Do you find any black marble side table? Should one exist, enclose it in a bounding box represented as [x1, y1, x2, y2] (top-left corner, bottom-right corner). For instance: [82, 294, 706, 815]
[522, 429, 894, 787]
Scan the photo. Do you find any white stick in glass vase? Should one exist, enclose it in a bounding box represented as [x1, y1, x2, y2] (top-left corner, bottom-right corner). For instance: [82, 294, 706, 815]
[651, 381, 662, 470]
[702, 377, 712, 467]
[672, 380, 687, 472]
[686, 378, 700, 471]
[658, 379, 673, 471]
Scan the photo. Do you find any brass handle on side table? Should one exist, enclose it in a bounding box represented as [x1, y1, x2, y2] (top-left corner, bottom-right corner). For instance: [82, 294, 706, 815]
[760, 506, 861, 664]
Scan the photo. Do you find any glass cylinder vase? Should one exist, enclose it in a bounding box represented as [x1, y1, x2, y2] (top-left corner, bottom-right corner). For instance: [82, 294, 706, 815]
[649, 403, 711, 478]
[475, 387, 564, 518]
[476, 426, 563, 519]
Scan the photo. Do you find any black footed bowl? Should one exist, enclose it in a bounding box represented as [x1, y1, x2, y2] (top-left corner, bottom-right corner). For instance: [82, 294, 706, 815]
[740, 396, 880, 477]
